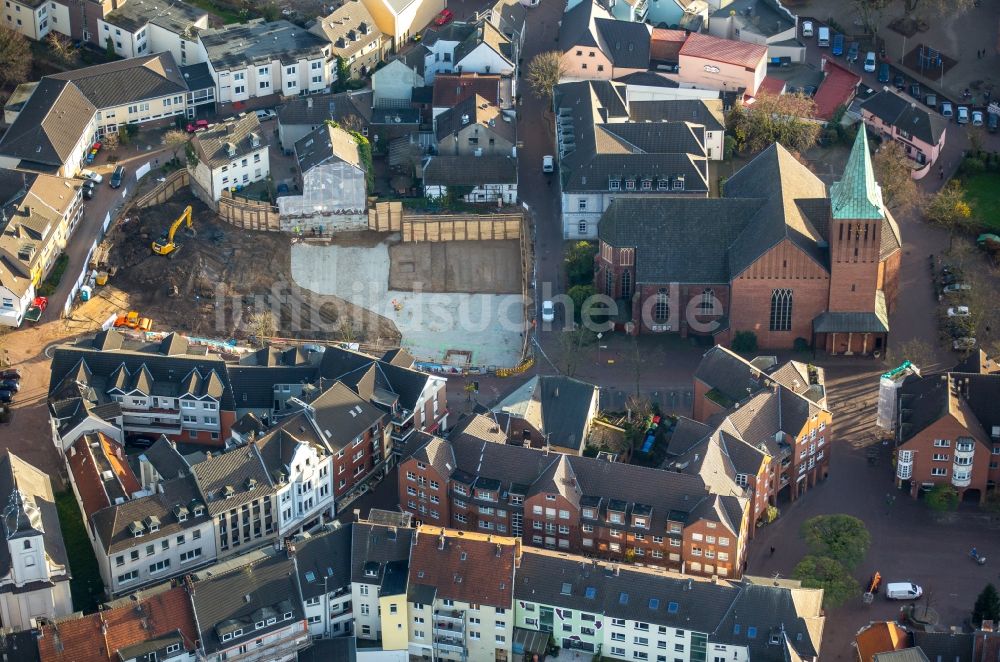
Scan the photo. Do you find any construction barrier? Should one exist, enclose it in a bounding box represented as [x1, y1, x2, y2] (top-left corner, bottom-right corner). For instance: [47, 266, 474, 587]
[218, 190, 281, 231]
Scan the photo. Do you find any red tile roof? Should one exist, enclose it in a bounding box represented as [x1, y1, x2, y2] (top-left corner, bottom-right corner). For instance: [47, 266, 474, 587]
[38, 586, 198, 662]
[68, 432, 142, 519]
[679, 32, 767, 70]
[814, 56, 861, 120]
[433, 73, 501, 109]
[101, 433, 142, 494]
[855, 621, 909, 661]
[650, 28, 687, 62]
[408, 526, 519, 608]
[757, 76, 786, 97]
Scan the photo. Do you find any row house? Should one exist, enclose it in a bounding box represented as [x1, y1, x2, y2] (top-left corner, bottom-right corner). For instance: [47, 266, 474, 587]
[98, 0, 208, 63]
[895, 351, 1000, 503]
[399, 419, 750, 579]
[292, 525, 354, 639]
[195, 19, 333, 105]
[860, 90, 947, 169]
[405, 526, 520, 661]
[685, 346, 831, 507]
[0, 169, 84, 326]
[420, 19, 515, 86]
[3, 0, 66, 41]
[351, 511, 415, 642]
[513, 546, 824, 661]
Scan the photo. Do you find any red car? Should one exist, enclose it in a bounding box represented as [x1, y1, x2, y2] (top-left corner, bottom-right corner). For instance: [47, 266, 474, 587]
[185, 119, 210, 133]
[433, 8, 454, 25]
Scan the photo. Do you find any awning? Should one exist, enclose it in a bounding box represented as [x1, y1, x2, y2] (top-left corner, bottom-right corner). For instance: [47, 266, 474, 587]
[512, 627, 548, 656]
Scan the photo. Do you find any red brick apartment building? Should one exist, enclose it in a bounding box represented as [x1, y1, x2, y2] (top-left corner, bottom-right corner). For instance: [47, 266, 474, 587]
[595, 129, 900, 354]
[895, 351, 1000, 503]
[399, 418, 750, 579]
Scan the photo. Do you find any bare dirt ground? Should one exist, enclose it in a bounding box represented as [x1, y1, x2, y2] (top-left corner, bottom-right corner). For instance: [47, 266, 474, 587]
[389, 240, 522, 294]
[103, 193, 400, 343]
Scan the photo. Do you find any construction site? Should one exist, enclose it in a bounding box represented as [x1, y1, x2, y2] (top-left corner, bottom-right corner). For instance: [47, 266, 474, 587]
[77, 191, 531, 368]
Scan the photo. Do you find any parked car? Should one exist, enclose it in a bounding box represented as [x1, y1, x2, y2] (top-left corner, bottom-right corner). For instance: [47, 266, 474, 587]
[924, 93, 937, 109]
[894, 74, 906, 90]
[110, 165, 125, 188]
[943, 283, 971, 294]
[989, 112, 999, 133]
[886, 583, 923, 600]
[801, 20, 814, 37]
[0, 380, 18, 394]
[832, 33, 844, 56]
[433, 8, 453, 25]
[948, 306, 970, 317]
[972, 110, 984, 126]
[864, 51, 877, 72]
[878, 63, 890, 82]
[79, 169, 103, 183]
[847, 42, 860, 63]
[910, 82, 921, 98]
[802, 85, 817, 97]
[255, 108, 277, 121]
[186, 119, 210, 133]
[0, 368, 21, 381]
[541, 300, 555, 323]
[941, 101, 953, 118]
[542, 155, 554, 173]
[817, 26, 830, 47]
[0, 391, 12, 404]
[954, 337, 977, 351]
[125, 435, 157, 449]
[82, 179, 95, 199]
[957, 106, 970, 124]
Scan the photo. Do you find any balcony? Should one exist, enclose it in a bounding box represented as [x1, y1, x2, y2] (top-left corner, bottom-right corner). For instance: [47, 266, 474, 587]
[391, 408, 414, 426]
[434, 636, 465, 654]
[219, 626, 310, 662]
[122, 420, 183, 434]
[391, 421, 416, 443]
[435, 609, 465, 625]
[953, 471, 972, 488]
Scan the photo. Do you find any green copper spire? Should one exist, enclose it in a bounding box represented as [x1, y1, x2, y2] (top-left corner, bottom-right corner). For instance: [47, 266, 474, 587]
[829, 127, 884, 220]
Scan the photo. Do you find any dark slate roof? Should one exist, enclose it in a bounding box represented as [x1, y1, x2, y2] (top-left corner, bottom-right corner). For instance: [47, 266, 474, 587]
[294, 123, 363, 174]
[181, 62, 215, 91]
[199, 19, 330, 70]
[613, 71, 680, 88]
[664, 417, 714, 458]
[599, 197, 760, 284]
[424, 155, 518, 186]
[400, 432, 456, 480]
[300, 381, 385, 451]
[294, 524, 353, 599]
[861, 90, 946, 146]
[192, 113, 265, 170]
[911, 631, 975, 662]
[142, 437, 191, 481]
[104, 0, 207, 35]
[0, 451, 68, 581]
[813, 311, 888, 333]
[190, 444, 274, 515]
[318, 345, 431, 412]
[276, 91, 372, 127]
[628, 99, 726, 132]
[190, 553, 303, 654]
[724, 386, 823, 451]
[0, 79, 96, 168]
[297, 636, 357, 662]
[49, 52, 188, 110]
[492, 375, 597, 451]
[434, 94, 515, 145]
[558, 0, 603, 51]
[594, 18, 650, 69]
[228, 365, 317, 409]
[350, 522, 414, 584]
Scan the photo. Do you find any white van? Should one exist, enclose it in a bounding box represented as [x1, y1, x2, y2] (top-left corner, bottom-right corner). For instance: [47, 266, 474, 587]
[885, 582, 922, 600]
[542, 155, 554, 173]
[817, 26, 830, 47]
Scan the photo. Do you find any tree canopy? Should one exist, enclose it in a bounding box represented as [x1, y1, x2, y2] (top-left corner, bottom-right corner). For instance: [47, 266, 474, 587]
[526, 51, 566, 106]
[925, 483, 959, 511]
[800, 514, 870, 570]
[726, 93, 821, 155]
[873, 140, 921, 211]
[0, 26, 31, 87]
[565, 241, 597, 287]
[793, 555, 861, 609]
[974, 584, 1000, 627]
[926, 181, 974, 244]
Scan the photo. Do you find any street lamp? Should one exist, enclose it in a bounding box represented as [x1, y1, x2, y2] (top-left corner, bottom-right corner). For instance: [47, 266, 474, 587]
[596, 332, 604, 365]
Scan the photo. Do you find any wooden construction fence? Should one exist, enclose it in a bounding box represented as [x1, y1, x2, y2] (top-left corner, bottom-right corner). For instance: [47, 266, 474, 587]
[219, 190, 280, 231]
[133, 170, 189, 209]
[367, 201, 403, 232]
[401, 213, 522, 242]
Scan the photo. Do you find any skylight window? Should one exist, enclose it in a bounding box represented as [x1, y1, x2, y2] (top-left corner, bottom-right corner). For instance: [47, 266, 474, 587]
[561, 583, 572, 596]
[747, 626, 757, 639]
[585, 587, 596, 599]
[619, 592, 628, 605]
[648, 598, 659, 610]
[305, 571, 316, 583]
[667, 602, 679, 614]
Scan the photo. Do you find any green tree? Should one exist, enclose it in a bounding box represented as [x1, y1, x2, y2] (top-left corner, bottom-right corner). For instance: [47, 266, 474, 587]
[568, 284, 596, 319]
[0, 26, 30, 87]
[731, 330, 758, 353]
[973, 584, 1000, 627]
[800, 514, 871, 570]
[926, 180, 974, 249]
[873, 140, 921, 212]
[726, 92, 821, 154]
[163, 129, 190, 161]
[105, 36, 115, 58]
[526, 51, 566, 107]
[926, 483, 959, 511]
[335, 56, 351, 92]
[565, 241, 597, 287]
[793, 555, 861, 609]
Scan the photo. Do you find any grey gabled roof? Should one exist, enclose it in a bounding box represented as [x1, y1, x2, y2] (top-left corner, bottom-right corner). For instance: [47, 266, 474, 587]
[910, 631, 974, 662]
[309, 0, 382, 59]
[599, 197, 760, 284]
[141, 437, 191, 482]
[192, 113, 265, 170]
[294, 524, 353, 599]
[492, 375, 597, 451]
[350, 522, 414, 584]
[49, 52, 188, 110]
[0, 79, 96, 168]
[0, 451, 68, 581]
[593, 18, 650, 69]
[861, 90, 946, 147]
[558, 0, 608, 51]
[423, 155, 518, 186]
[301, 381, 385, 451]
[190, 552, 303, 654]
[276, 90, 372, 127]
[628, 99, 726, 132]
[189, 443, 273, 516]
[294, 123, 363, 174]
[874, 650, 931, 662]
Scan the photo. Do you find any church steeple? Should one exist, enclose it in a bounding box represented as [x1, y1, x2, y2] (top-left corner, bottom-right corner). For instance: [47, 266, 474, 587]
[829, 128, 884, 220]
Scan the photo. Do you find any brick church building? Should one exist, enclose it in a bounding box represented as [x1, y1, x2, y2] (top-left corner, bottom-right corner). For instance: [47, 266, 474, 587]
[595, 130, 901, 354]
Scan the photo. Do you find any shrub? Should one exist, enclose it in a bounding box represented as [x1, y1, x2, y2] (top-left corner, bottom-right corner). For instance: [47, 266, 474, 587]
[724, 135, 737, 159]
[731, 330, 758, 353]
[794, 337, 811, 352]
[926, 483, 959, 511]
[960, 157, 986, 175]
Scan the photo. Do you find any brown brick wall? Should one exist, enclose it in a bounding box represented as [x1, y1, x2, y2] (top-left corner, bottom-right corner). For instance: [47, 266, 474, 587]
[682, 519, 740, 578]
[899, 414, 990, 502]
[398, 457, 451, 525]
[692, 379, 727, 424]
[881, 251, 901, 312]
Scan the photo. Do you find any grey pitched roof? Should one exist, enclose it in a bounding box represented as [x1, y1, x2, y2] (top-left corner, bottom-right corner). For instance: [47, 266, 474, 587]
[180, 62, 215, 92]
[0, 451, 68, 581]
[142, 437, 191, 481]
[309, 0, 381, 59]
[599, 197, 760, 283]
[724, 386, 823, 450]
[350, 522, 414, 584]
[104, 0, 207, 35]
[300, 381, 385, 451]
[227, 365, 316, 409]
[593, 18, 650, 69]
[434, 94, 515, 145]
[664, 417, 714, 457]
[400, 432, 457, 480]
[0, 78, 96, 168]
[492, 375, 598, 451]
[199, 19, 330, 70]
[910, 631, 974, 662]
[628, 99, 726, 132]
[559, 0, 607, 51]
[294, 524, 353, 599]
[861, 90, 947, 146]
[192, 113, 265, 170]
[190, 553, 303, 654]
[423, 155, 518, 186]
[297, 637, 356, 662]
[190, 443, 273, 515]
[874, 650, 931, 662]
[276, 91, 372, 127]
[711, 579, 824, 660]
[49, 52, 188, 110]
[614, 71, 680, 88]
[294, 123, 364, 174]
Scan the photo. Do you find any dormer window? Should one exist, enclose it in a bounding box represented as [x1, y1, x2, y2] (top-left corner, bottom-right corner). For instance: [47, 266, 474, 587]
[283, 611, 293, 620]
[633, 516, 647, 528]
[221, 633, 232, 642]
[255, 621, 265, 630]
[640, 179, 652, 191]
[609, 179, 620, 191]
[625, 179, 635, 190]
[608, 512, 623, 524]
[673, 175, 685, 191]
[657, 179, 669, 190]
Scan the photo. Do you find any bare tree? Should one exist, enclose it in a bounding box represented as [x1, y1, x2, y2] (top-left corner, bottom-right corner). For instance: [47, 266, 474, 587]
[926, 180, 974, 250]
[526, 51, 566, 107]
[46, 31, 79, 66]
[163, 129, 190, 161]
[625, 393, 652, 422]
[339, 114, 365, 135]
[904, 0, 974, 18]
[102, 130, 120, 153]
[851, 0, 890, 35]
[556, 326, 595, 377]
[886, 338, 937, 370]
[0, 27, 30, 87]
[872, 140, 921, 212]
[246, 310, 276, 346]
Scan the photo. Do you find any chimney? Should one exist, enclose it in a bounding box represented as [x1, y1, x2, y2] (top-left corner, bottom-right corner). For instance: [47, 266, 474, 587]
[286, 540, 296, 558]
[205, 451, 212, 460]
[495, 543, 501, 557]
[438, 533, 445, 550]
[307, 97, 313, 109]
[982, 620, 995, 632]
[353, 508, 361, 521]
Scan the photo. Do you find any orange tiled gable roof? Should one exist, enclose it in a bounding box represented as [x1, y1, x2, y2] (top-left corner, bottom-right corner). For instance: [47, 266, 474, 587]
[408, 525, 518, 608]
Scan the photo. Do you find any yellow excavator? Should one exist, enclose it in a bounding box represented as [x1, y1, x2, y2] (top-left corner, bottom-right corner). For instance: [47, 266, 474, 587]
[151, 205, 193, 255]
